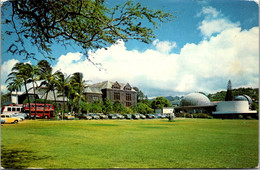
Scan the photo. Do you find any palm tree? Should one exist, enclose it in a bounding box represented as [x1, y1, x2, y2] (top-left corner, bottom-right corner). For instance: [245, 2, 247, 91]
[27, 65, 40, 119]
[37, 60, 59, 118]
[70, 72, 87, 113]
[6, 63, 34, 118]
[56, 71, 71, 114]
[6, 76, 23, 104]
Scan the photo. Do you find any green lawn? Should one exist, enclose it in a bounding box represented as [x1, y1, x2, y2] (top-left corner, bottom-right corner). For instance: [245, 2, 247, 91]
[1, 118, 259, 169]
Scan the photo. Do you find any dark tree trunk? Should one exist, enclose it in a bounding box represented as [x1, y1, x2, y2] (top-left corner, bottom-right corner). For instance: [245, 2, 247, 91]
[24, 81, 31, 119]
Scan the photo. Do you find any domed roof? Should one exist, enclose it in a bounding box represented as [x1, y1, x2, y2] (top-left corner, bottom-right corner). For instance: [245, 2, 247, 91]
[180, 93, 211, 106]
[234, 95, 253, 106]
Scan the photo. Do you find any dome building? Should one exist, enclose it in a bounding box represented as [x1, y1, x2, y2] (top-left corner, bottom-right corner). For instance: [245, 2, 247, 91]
[180, 93, 211, 106]
[212, 94, 257, 118]
[234, 95, 253, 109]
[175, 93, 216, 114]
[175, 92, 257, 118]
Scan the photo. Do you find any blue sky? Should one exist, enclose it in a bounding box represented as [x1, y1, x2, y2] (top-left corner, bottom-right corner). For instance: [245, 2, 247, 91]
[1, 0, 259, 98]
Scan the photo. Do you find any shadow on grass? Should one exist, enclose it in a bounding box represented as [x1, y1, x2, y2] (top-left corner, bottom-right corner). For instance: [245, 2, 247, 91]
[1, 145, 50, 169]
[87, 124, 119, 127]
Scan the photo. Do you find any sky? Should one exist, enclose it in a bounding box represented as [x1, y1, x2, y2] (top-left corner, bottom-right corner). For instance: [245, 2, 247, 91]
[1, 0, 259, 98]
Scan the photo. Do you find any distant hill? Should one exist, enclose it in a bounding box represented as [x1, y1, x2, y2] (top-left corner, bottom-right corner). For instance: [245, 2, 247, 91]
[149, 96, 183, 102]
[208, 87, 259, 102]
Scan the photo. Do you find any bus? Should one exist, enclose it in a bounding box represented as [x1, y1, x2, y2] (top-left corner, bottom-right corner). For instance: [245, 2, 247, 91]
[23, 103, 55, 119]
[1, 104, 23, 115]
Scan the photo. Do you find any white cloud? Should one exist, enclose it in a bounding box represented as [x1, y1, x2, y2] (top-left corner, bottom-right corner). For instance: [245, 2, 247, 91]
[198, 6, 220, 18]
[199, 19, 240, 37]
[198, 6, 240, 38]
[152, 39, 177, 54]
[1, 59, 19, 92]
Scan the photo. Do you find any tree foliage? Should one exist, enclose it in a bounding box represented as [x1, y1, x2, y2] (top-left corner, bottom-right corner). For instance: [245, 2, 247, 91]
[102, 98, 113, 114]
[225, 80, 233, 101]
[113, 101, 126, 113]
[3, 0, 174, 60]
[135, 103, 153, 114]
[6, 63, 34, 118]
[151, 97, 171, 109]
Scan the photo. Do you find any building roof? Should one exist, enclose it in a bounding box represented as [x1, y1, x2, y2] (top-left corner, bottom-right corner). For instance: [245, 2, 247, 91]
[85, 81, 136, 94]
[24, 87, 68, 102]
[180, 92, 211, 106]
[84, 86, 102, 94]
[234, 95, 253, 106]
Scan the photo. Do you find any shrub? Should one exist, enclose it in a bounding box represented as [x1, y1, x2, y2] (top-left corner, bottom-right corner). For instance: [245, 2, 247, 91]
[238, 115, 244, 119]
[125, 107, 133, 114]
[175, 113, 182, 117]
[247, 116, 253, 120]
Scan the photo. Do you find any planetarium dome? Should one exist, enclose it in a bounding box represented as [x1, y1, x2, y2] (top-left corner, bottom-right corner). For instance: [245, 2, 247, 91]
[180, 92, 211, 106]
[234, 95, 253, 106]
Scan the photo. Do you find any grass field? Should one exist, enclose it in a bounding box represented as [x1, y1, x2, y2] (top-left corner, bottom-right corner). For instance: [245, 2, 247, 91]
[1, 118, 259, 169]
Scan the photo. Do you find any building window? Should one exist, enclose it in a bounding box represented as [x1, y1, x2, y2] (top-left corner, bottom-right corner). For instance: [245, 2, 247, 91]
[92, 96, 99, 101]
[126, 102, 131, 107]
[112, 82, 121, 89]
[112, 85, 120, 89]
[7, 107, 11, 111]
[124, 83, 132, 91]
[12, 108, 16, 111]
[114, 92, 120, 100]
[126, 93, 131, 101]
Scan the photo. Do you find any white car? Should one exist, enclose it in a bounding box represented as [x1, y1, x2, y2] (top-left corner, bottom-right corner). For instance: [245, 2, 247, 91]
[11, 113, 26, 121]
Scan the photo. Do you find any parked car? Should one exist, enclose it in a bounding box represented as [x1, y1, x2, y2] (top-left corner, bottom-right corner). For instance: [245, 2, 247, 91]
[133, 114, 140, 119]
[99, 114, 108, 119]
[161, 114, 167, 119]
[1, 114, 20, 124]
[139, 114, 146, 119]
[11, 113, 26, 121]
[78, 113, 92, 120]
[125, 114, 132, 119]
[19, 112, 29, 119]
[64, 113, 75, 120]
[115, 113, 124, 119]
[146, 114, 155, 119]
[108, 114, 117, 119]
[91, 114, 100, 120]
[154, 114, 162, 119]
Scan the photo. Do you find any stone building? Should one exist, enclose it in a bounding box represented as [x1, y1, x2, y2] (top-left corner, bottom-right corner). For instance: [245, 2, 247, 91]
[84, 81, 137, 107]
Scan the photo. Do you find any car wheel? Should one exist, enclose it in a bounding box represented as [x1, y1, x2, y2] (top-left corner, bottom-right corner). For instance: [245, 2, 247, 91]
[14, 120, 18, 124]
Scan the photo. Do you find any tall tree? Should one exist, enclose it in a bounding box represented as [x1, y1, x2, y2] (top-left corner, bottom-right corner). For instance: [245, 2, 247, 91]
[133, 87, 145, 102]
[225, 80, 233, 101]
[3, 0, 174, 60]
[70, 72, 86, 113]
[56, 71, 71, 113]
[6, 63, 34, 118]
[37, 60, 59, 118]
[26, 65, 40, 119]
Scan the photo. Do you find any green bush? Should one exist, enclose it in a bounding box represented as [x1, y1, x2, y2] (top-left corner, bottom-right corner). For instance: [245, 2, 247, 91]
[175, 113, 184, 117]
[238, 115, 244, 119]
